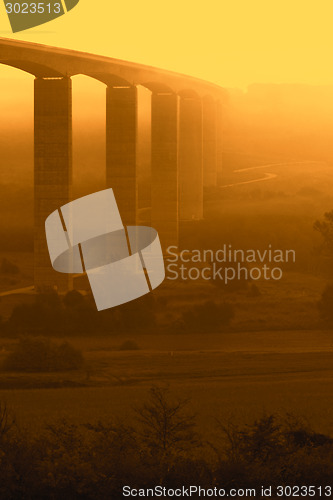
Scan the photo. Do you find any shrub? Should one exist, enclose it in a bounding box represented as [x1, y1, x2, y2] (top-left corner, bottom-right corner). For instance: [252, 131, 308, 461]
[2, 337, 84, 372]
[213, 413, 333, 490]
[7, 291, 65, 336]
[117, 294, 157, 331]
[63, 290, 86, 309]
[318, 284, 333, 322]
[0, 402, 15, 441]
[0, 258, 19, 275]
[5, 289, 159, 337]
[135, 386, 200, 456]
[215, 413, 333, 465]
[181, 300, 234, 332]
[212, 262, 249, 292]
[0, 401, 333, 498]
[314, 210, 333, 256]
[247, 283, 261, 297]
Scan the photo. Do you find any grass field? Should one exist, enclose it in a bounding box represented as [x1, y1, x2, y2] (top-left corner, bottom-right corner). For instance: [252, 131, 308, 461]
[0, 156, 333, 443]
[0, 330, 333, 440]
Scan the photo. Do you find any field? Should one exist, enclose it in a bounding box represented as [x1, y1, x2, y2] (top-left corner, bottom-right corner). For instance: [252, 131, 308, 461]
[1, 153, 333, 444]
[0, 330, 333, 440]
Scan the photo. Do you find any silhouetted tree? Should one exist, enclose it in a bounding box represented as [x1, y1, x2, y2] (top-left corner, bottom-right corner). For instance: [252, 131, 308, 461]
[181, 300, 234, 332]
[135, 386, 199, 456]
[63, 290, 85, 309]
[0, 258, 19, 275]
[0, 402, 15, 441]
[318, 284, 333, 323]
[314, 210, 333, 257]
[3, 337, 84, 372]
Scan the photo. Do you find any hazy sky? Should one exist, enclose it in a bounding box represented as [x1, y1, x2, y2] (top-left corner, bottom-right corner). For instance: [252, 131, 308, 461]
[1, 0, 333, 89]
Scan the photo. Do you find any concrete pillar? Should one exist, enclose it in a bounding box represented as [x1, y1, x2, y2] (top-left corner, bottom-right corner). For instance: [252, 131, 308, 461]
[178, 96, 203, 221]
[106, 85, 152, 226]
[106, 86, 137, 226]
[34, 77, 72, 292]
[151, 93, 179, 250]
[216, 101, 223, 184]
[203, 97, 217, 187]
[136, 86, 152, 227]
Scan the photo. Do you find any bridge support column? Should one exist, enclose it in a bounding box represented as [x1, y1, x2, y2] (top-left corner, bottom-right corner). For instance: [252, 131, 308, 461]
[216, 101, 223, 184]
[106, 86, 137, 225]
[151, 93, 179, 249]
[203, 97, 217, 187]
[178, 97, 203, 221]
[34, 76, 73, 292]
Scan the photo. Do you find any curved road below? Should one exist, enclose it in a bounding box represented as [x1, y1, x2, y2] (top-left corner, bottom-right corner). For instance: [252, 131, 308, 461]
[221, 160, 322, 188]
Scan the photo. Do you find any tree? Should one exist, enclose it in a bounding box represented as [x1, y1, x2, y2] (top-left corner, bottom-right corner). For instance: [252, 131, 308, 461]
[135, 386, 199, 456]
[314, 210, 333, 257]
[314, 211, 333, 320]
[3, 337, 84, 372]
[63, 290, 85, 309]
[0, 258, 19, 275]
[318, 284, 333, 323]
[181, 300, 234, 332]
[0, 402, 15, 442]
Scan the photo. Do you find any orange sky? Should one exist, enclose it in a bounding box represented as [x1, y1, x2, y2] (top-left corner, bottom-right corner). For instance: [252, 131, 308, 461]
[1, 0, 333, 89]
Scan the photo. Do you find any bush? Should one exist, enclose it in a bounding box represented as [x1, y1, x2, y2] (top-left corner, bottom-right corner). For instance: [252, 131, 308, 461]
[63, 290, 86, 309]
[7, 291, 65, 336]
[0, 399, 333, 498]
[119, 340, 140, 351]
[135, 386, 200, 456]
[213, 413, 333, 490]
[0, 258, 19, 275]
[5, 290, 159, 337]
[215, 413, 333, 464]
[212, 262, 249, 293]
[247, 283, 261, 297]
[0, 402, 15, 442]
[318, 284, 333, 322]
[181, 300, 234, 332]
[2, 337, 84, 372]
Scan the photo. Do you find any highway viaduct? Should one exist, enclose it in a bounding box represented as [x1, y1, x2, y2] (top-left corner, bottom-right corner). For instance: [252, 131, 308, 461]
[0, 38, 227, 291]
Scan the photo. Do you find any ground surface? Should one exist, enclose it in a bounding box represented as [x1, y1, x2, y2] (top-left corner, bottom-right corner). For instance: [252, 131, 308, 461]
[0, 330, 333, 439]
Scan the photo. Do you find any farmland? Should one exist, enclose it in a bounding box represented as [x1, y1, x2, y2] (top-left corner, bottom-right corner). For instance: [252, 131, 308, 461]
[0, 330, 333, 440]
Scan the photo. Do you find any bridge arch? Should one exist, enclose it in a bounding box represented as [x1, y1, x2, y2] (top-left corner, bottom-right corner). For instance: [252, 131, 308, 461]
[178, 89, 200, 99]
[141, 81, 174, 94]
[0, 59, 65, 78]
[75, 72, 132, 88]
